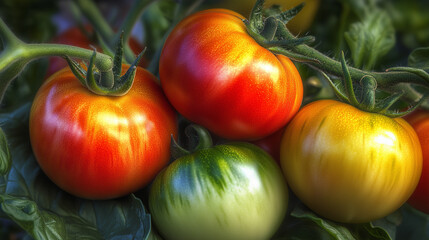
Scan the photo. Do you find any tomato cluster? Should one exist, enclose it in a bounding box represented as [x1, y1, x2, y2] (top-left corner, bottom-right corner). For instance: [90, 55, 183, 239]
[28, 5, 425, 240]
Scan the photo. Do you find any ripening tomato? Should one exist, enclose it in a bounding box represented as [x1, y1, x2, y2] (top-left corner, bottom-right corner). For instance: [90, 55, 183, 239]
[159, 9, 303, 140]
[46, 26, 146, 77]
[30, 65, 177, 199]
[280, 99, 422, 223]
[149, 142, 288, 240]
[206, 0, 320, 34]
[404, 109, 429, 214]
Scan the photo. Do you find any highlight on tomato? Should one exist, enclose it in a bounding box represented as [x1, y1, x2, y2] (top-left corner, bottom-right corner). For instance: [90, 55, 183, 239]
[29, 64, 177, 200]
[159, 8, 303, 141]
[404, 109, 429, 214]
[149, 125, 288, 240]
[280, 99, 422, 223]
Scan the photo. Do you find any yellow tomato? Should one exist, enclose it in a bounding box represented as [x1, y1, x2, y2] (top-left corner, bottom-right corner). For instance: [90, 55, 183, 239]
[280, 99, 422, 223]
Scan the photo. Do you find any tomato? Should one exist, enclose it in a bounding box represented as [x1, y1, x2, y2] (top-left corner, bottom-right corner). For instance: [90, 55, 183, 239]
[404, 109, 429, 214]
[206, 0, 320, 34]
[46, 26, 146, 77]
[251, 127, 285, 164]
[280, 99, 422, 223]
[159, 9, 303, 140]
[149, 142, 288, 240]
[29, 65, 177, 200]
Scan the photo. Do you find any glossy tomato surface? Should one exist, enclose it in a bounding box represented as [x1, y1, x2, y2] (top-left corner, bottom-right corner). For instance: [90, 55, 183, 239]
[30, 65, 177, 199]
[149, 142, 288, 240]
[280, 99, 422, 223]
[159, 9, 303, 141]
[404, 109, 429, 214]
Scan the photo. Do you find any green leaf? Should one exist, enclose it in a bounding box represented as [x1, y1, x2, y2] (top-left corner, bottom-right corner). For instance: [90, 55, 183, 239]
[408, 47, 429, 71]
[0, 127, 11, 175]
[344, 8, 395, 70]
[0, 104, 152, 240]
[291, 205, 356, 239]
[397, 204, 429, 240]
[287, 204, 396, 240]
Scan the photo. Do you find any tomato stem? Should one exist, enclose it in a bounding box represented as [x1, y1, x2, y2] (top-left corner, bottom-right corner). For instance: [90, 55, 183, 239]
[360, 76, 377, 111]
[170, 125, 213, 160]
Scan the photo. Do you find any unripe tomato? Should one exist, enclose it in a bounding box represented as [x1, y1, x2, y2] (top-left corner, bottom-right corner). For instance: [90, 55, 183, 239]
[404, 109, 429, 214]
[149, 142, 288, 240]
[280, 99, 422, 223]
[30, 65, 177, 199]
[159, 9, 303, 140]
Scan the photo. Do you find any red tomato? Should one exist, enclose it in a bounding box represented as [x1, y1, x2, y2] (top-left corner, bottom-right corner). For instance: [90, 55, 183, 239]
[251, 128, 284, 164]
[46, 27, 146, 78]
[159, 9, 303, 140]
[404, 109, 429, 214]
[30, 65, 177, 199]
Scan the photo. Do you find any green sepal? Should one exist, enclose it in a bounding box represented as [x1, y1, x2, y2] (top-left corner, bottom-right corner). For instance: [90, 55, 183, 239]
[383, 94, 429, 118]
[64, 56, 88, 87]
[0, 127, 11, 175]
[249, 0, 265, 33]
[113, 32, 125, 81]
[85, 50, 109, 94]
[259, 17, 278, 41]
[319, 71, 349, 103]
[340, 52, 360, 107]
[359, 75, 377, 111]
[274, 2, 305, 25]
[375, 92, 405, 114]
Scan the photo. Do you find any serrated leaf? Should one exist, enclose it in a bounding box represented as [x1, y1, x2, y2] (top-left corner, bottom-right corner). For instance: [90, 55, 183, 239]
[344, 9, 395, 70]
[408, 47, 429, 71]
[0, 104, 152, 240]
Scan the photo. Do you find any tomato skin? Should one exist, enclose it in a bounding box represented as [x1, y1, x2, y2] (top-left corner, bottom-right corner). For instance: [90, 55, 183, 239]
[159, 9, 303, 140]
[30, 65, 177, 200]
[149, 142, 288, 240]
[404, 109, 429, 214]
[46, 27, 146, 78]
[251, 127, 285, 164]
[280, 99, 422, 223]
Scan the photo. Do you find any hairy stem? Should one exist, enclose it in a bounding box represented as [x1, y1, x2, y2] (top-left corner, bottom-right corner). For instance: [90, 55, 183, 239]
[271, 45, 429, 88]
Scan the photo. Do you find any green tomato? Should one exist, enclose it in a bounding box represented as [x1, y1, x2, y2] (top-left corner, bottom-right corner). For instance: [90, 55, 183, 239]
[149, 142, 288, 240]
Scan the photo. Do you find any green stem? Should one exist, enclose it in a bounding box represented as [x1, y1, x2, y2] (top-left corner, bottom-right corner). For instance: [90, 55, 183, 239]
[0, 18, 24, 48]
[26, 44, 113, 71]
[117, 0, 157, 42]
[73, 0, 114, 40]
[359, 76, 377, 111]
[0, 41, 113, 101]
[270, 45, 429, 87]
[74, 0, 148, 64]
